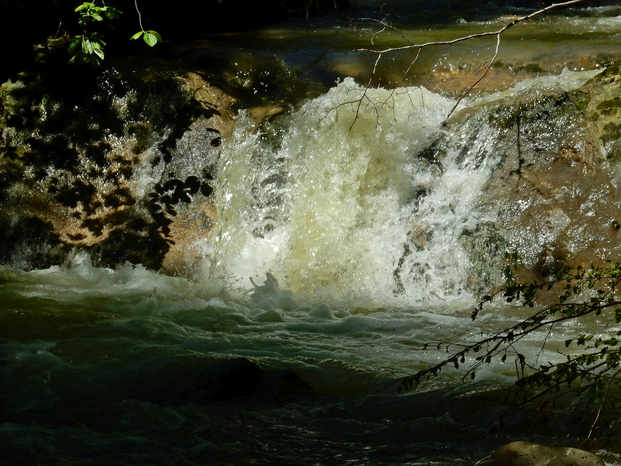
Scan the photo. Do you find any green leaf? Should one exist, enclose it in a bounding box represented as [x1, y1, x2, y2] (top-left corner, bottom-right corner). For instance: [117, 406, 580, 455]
[104, 7, 121, 19]
[131, 31, 144, 40]
[143, 32, 159, 47]
[75, 3, 93, 12]
[91, 13, 103, 21]
[93, 46, 104, 60]
[146, 30, 162, 42]
[68, 37, 81, 54]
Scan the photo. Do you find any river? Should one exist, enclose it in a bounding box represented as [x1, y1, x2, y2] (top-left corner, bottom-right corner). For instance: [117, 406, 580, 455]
[2, 2, 621, 465]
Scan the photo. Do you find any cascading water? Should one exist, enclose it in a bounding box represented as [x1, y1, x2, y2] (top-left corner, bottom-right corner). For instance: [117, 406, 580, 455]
[198, 78, 502, 305]
[190, 68, 605, 308]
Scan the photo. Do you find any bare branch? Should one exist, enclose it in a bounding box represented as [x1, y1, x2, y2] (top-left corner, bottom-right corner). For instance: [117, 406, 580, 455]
[445, 32, 501, 120]
[358, 0, 588, 55]
[397, 296, 621, 392]
[355, 0, 590, 121]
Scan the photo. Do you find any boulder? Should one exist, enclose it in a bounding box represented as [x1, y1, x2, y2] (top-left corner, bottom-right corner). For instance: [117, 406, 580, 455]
[0, 64, 232, 271]
[475, 441, 604, 466]
[419, 63, 621, 291]
[176, 71, 236, 138]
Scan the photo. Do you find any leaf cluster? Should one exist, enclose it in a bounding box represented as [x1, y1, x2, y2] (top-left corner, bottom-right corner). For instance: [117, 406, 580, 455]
[67, 1, 162, 65]
[69, 34, 107, 64]
[75, 2, 121, 26]
[69, 2, 121, 64]
[131, 30, 162, 48]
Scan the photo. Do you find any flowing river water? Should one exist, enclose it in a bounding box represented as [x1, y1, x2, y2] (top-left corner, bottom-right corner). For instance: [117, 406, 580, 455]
[3, 3, 621, 465]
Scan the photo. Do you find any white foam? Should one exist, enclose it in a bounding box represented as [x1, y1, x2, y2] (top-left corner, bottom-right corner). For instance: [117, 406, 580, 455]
[471, 68, 602, 107]
[198, 78, 499, 305]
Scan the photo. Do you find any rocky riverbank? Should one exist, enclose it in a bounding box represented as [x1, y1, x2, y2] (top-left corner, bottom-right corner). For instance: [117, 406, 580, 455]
[0, 54, 301, 274]
[2, 52, 621, 293]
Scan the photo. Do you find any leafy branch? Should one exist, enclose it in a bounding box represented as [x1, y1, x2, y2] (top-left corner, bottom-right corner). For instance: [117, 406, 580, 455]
[399, 261, 621, 410]
[67, 0, 162, 65]
[130, 0, 162, 48]
[69, 1, 121, 64]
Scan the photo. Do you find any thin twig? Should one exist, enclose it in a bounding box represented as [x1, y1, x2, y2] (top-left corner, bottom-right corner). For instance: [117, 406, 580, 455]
[403, 47, 423, 80]
[535, 323, 554, 367]
[358, 17, 417, 47]
[134, 0, 144, 32]
[349, 79, 371, 132]
[445, 32, 501, 120]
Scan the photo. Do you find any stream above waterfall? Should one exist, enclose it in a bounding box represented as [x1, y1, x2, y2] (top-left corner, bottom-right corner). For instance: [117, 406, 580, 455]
[180, 2, 621, 98]
[2, 2, 621, 465]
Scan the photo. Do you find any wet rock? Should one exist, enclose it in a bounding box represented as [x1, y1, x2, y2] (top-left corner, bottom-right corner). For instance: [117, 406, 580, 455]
[248, 104, 286, 125]
[161, 201, 217, 275]
[461, 222, 508, 294]
[206, 51, 317, 108]
[475, 441, 604, 466]
[408, 223, 432, 251]
[429, 63, 621, 288]
[0, 216, 67, 270]
[0, 63, 234, 272]
[88, 228, 171, 270]
[176, 71, 236, 138]
[582, 62, 621, 174]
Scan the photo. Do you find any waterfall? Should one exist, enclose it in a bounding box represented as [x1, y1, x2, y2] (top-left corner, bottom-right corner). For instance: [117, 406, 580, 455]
[1, 66, 602, 305]
[194, 78, 500, 305]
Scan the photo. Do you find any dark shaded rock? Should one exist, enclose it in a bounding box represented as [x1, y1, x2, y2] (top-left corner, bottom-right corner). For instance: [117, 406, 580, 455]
[88, 228, 170, 270]
[56, 180, 96, 208]
[0, 63, 230, 272]
[184, 175, 201, 194]
[0, 216, 66, 270]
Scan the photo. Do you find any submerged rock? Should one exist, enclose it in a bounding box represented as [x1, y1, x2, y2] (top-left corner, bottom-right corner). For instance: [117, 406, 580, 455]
[475, 441, 604, 466]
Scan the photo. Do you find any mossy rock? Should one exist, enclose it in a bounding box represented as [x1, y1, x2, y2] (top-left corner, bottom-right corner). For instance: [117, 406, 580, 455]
[485, 91, 590, 132]
[437, 62, 621, 289]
